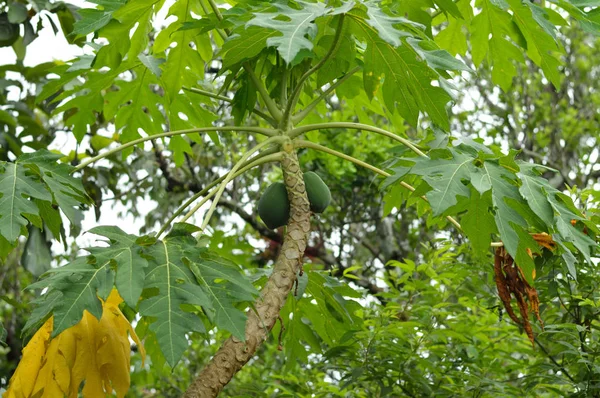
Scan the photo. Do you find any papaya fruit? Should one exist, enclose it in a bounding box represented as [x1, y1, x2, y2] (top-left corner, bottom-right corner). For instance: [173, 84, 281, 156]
[258, 182, 290, 229]
[304, 172, 331, 213]
[0, 13, 19, 48]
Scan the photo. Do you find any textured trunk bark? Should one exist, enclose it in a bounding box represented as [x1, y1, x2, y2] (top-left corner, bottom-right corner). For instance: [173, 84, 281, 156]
[183, 146, 311, 397]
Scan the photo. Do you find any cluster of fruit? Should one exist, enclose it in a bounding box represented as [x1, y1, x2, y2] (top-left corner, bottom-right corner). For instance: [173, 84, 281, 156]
[257, 172, 331, 229]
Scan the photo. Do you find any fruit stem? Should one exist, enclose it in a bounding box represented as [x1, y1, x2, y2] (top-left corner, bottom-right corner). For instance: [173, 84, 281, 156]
[290, 122, 427, 158]
[157, 150, 283, 238]
[200, 136, 286, 231]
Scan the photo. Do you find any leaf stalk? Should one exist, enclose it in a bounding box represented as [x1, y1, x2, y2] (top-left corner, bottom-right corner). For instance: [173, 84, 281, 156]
[72, 126, 277, 173]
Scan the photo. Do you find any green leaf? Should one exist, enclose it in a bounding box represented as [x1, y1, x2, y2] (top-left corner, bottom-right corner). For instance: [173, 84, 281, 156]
[154, 0, 207, 104]
[104, 63, 165, 143]
[516, 164, 555, 227]
[406, 38, 472, 72]
[168, 91, 218, 165]
[0, 158, 52, 243]
[404, 148, 475, 214]
[246, 1, 330, 64]
[54, 90, 105, 141]
[477, 160, 537, 281]
[25, 228, 149, 336]
[363, 1, 424, 47]
[461, 189, 496, 256]
[434, 0, 464, 19]
[41, 257, 113, 337]
[22, 290, 63, 340]
[138, 235, 211, 367]
[351, 14, 452, 129]
[435, 15, 468, 56]
[87, 226, 149, 308]
[508, 0, 563, 88]
[517, 163, 596, 264]
[471, 0, 525, 91]
[188, 251, 257, 341]
[231, 73, 257, 125]
[303, 271, 361, 345]
[220, 26, 278, 69]
[19, 150, 91, 226]
[72, 0, 127, 35]
[22, 226, 53, 278]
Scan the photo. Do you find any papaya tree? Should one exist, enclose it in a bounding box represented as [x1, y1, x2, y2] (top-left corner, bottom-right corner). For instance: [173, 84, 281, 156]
[1, 0, 599, 397]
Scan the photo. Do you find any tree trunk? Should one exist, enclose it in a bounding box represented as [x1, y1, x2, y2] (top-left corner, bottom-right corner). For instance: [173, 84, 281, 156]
[183, 147, 311, 397]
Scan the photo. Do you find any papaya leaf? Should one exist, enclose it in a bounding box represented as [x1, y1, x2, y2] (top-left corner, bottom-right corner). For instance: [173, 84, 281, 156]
[471, 0, 525, 91]
[385, 143, 597, 283]
[350, 14, 452, 129]
[246, 1, 331, 64]
[154, 0, 207, 104]
[189, 251, 258, 341]
[103, 62, 165, 143]
[35, 257, 112, 337]
[22, 290, 63, 340]
[25, 228, 148, 337]
[138, 234, 212, 367]
[87, 226, 149, 308]
[0, 158, 52, 243]
[19, 149, 91, 226]
[220, 26, 278, 69]
[403, 148, 476, 213]
[508, 0, 564, 88]
[363, 0, 424, 47]
[517, 163, 596, 265]
[22, 226, 53, 278]
[461, 189, 497, 257]
[72, 0, 127, 36]
[302, 271, 361, 346]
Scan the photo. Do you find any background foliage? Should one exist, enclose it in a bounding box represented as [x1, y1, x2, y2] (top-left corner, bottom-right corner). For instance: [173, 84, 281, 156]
[1, 0, 600, 396]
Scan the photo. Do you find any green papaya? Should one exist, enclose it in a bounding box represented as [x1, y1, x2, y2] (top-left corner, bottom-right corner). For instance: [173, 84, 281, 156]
[258, 182, 290, 229]
[0, 13, 19, 48]
[304, 172, 331, 213]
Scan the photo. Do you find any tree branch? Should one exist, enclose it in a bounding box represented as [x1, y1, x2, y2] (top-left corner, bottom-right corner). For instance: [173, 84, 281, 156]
[184, 149, 312, 397]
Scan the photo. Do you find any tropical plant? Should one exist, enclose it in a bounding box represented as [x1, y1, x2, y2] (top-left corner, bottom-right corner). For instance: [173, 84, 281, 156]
[1, 0, 599, 397]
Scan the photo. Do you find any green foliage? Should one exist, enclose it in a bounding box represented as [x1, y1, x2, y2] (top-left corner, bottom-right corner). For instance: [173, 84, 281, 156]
[387, 141, 596, 282]
[2, 0, 600, 395]
[22, 223, 256, 368]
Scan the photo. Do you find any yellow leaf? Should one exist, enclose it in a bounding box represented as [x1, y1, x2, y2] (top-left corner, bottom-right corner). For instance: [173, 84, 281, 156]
[4, 289, 144, 398]
[3, 318, 52, 398]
